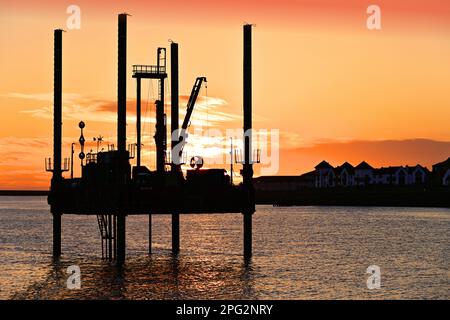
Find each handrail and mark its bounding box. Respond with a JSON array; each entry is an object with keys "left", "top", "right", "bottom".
[
  {"left": 45, "top": 157, "right": 70, "bottom": 171},
  {"left": 132, "top": 65, "right": 166, "bottom": 74}
]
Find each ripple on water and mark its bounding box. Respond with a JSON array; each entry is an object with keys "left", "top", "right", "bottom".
[{"left": 0, "top": 198, "right": 449, "bottom": 299}]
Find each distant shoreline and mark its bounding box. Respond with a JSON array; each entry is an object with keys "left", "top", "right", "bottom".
[
  {"left": 0, "top": 190, "right": 48, "bottom": 196},
  {"left": 256, "top": 186, "right": 450, "bottom": 208}
]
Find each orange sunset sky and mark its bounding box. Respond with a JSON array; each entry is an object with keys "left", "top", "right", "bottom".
[{"left": 1, "top": 0, "right": 450, "bottom": 189}]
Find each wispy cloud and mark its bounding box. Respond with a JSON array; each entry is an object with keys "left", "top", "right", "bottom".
[
  {"left": 0, "top": 136, "right": 52, "bottom": 189},
  {"left": 5, "top": 92, "right": 81, "bottom": 103},
  {"left": 10, "top": 92, "right": 242, "bottom": 127}
]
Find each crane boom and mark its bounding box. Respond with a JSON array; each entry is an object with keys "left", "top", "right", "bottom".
[
  {"left": 177, "top": 77, "right": 207, "bottom": 159},
  {"left": 181, "top": 77, "right": 207, "bottom": 130}
]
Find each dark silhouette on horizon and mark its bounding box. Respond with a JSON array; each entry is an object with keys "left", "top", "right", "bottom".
[{"left": 254, "top": 158, "right": 450, "bottom": 207}]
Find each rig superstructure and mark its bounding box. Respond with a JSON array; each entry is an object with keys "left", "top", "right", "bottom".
[{"left": 47, "top": 14, "right": 256, "bottom": 266}]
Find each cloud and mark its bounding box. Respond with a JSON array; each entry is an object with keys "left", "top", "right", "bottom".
[
  {"left": 16, "top": 93, "right": 122, "bottom": 123},
  {"left": 0, "top": 137, "right": 50, "bottom": 166},
  {"left": 176, "top": 95, "right": 242, "bottom": 126},
  {"left": 0, "top": 136, "right": 52, "bottom": 189},
  {"left": 4, "top": 92, "right": 81, "bottom": 103},
  {"left": 12, "top": 92, "right": 241, "bottom": 127}
]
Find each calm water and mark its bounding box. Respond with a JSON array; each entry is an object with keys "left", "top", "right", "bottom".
[{"left": 0, "top": 196, "right": 448, "bottom": 300}]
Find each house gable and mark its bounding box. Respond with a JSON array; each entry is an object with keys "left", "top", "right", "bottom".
[
  {"left": 355, "top": 161, "right": 373, "bottom": 170},
  {"left": 411, "top": 165, "right": 428, "bottom": 184},
  {"left": 315, "top": 160, "right": 333, "bottom": 170}
]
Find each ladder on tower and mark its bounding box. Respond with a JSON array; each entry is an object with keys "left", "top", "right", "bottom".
[
  {"left": 96, "top": 214, "right": 116, "bottom": 260},
  {"left": 157, "top": 47, "right": 166, "bottom": 101}
]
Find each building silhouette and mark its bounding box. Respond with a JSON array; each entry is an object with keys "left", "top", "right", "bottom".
[{"left": 255, "top": 158, "right": 450, "bottom": 192}]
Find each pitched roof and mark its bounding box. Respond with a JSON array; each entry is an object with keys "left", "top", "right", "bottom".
[
  {"left": 407, "top": 165, "right": 430, "bottom": 174},
  {"left": 335, "top": 162, "right": 355, "bottom": 174},
  {"left": 355, "top": 161, "right": 373, "bottom": 170},
  {"left": 315, "top": 160, "right": 333, "bottom": 169}
]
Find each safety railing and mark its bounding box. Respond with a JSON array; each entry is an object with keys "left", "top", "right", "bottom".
[
  {"left": 234, "top": 149, "right": 261, "bottom": 164},
  {"left": 45, "top": 157, "right": 70, "bottom": 172},
  {"left": 132, "top": 65, "right": 166, "bottom": 75}
]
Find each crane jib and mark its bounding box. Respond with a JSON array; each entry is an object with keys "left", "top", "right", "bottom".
[{"left": 179, "top": 77, "right": 207, "bottom": 152}]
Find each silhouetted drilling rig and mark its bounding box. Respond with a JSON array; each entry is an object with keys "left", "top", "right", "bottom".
[{"left": 47, "top": 14, "right": 256, "bottom": 266}]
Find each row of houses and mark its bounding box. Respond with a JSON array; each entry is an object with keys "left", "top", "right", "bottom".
[
  {"left": 254, "top": 157, "right": 450, "bottom": 192},
  {"left": 315, "top": 161, "right": 430, "bottom": 188}
]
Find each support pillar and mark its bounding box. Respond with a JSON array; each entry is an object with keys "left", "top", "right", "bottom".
[
  {"left": 116, "top": 213, "right": 126, "bottom": 265},
  {"left": 170, "top": 42, "right": 179, "bottom": 168},
  {"left": 51, "top": 29, "right": 63, "bottom": 260},
  {"left": 242, "top": 24, "right": 255, "bottom": 260},
  {"left": 148, "top": 214, "right": 152, "bottom": 254},
  {"left": 155, "top": 100, "right": 165, "bottom": 173},
  {"left": 136, "top": 77, "right": 141, "bottom": 168},
  {"left": 108, "top": 214, "right": 113, "bottom": 261},
  {"left": 172, "top": 213, "right": 180, "bottom": 254},
  {"left": 53, "top": 212, "right": 61, "bottom": 259},
  {"left": 113, "top": 215, "right": 117, "bottom": 260},
  {"left": 243, "top": 212, "right": 252, "bottom": 259},
  {"left": 117, "top": 13, "right": 127, "bottom": 152},
  {"left": 115, "top": 13, "right": 128, "bottom": 266},
  {"left": 170, "top": 43, "right": 181, "bottom": 255},
  {"left": 53, "top": 29, "right": 62, "bottom": 182}
]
